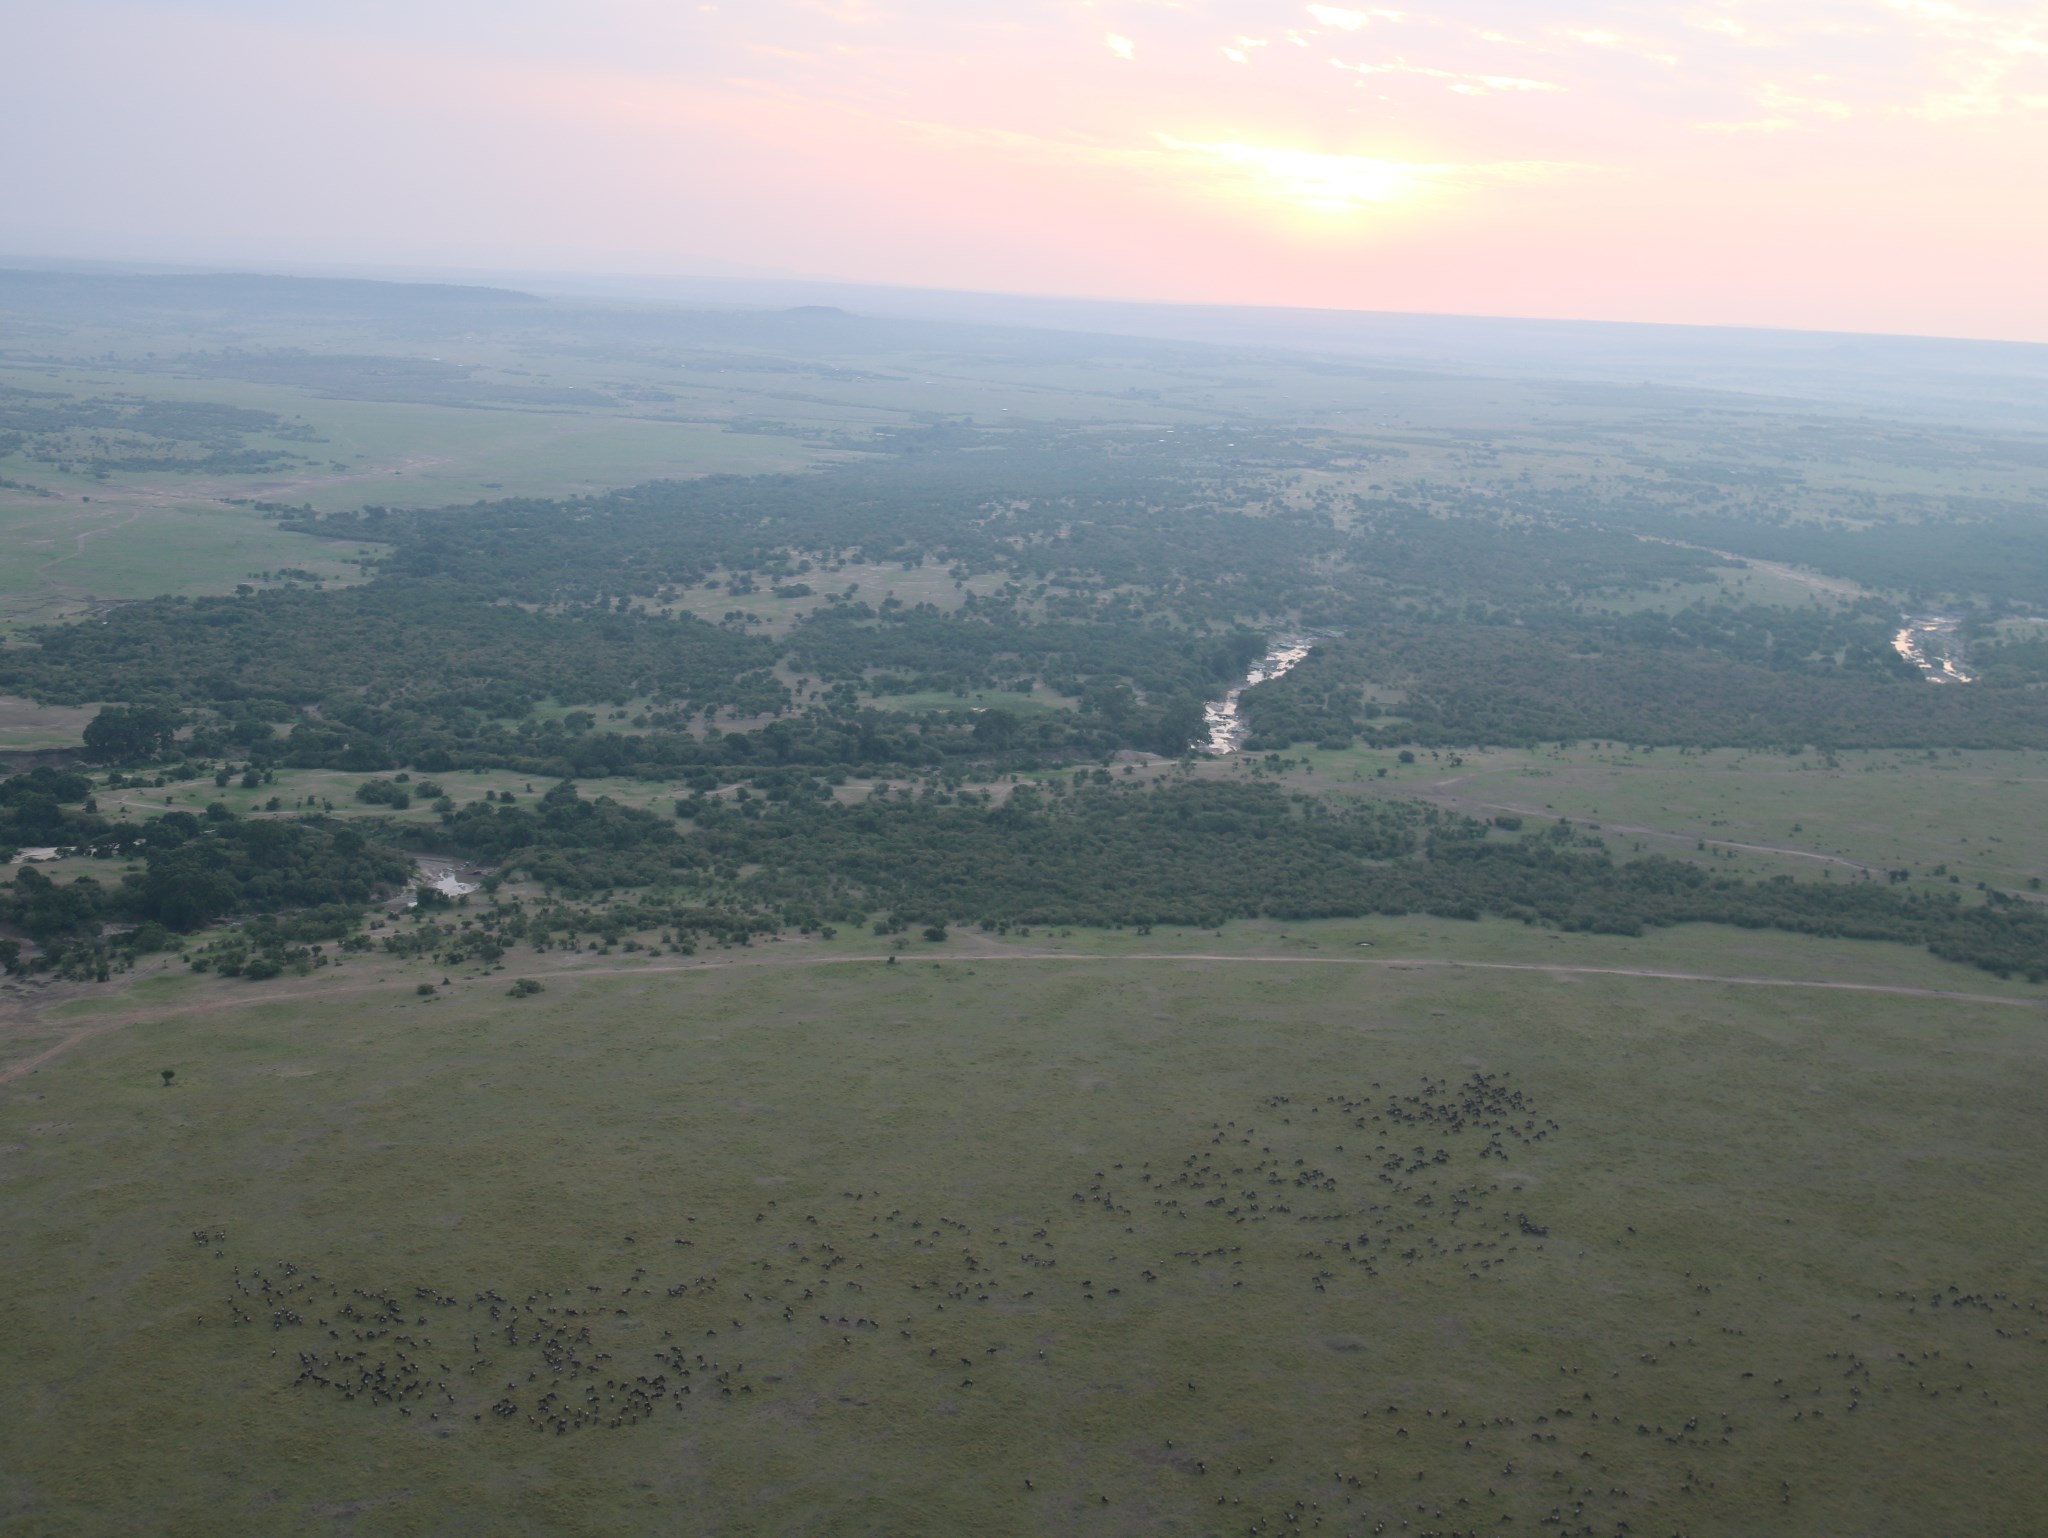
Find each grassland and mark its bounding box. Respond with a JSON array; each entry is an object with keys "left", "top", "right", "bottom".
[
  {"left": 3, "top": 924, "right": 2044, "bottom": 1537},
  {"left": 0, "top": 491, "right": 381, "bottom": 630},
  {"left": 4, "top": 277, "right": 2046, "bottom": 1535},
  {"left": 0, "top": 348, "right": 832, "bottom": 631},
  {"left": 1219, "top": 743, "right": 2048, "bottom": 898},
  {"left": 0, "top": 697, "right": 104, "bottom": 753}
]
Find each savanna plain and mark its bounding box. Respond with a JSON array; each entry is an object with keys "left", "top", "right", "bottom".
[{"left": 2, "top": 270, "right": 2046, "bottom": 1537}]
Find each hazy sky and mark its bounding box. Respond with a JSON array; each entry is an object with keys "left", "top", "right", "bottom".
[{"left": 8, "top": 1, "right": 2046, "bottom": 340}]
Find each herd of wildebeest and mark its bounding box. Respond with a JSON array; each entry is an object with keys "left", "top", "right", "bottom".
[{"left": 197, "top": 1073, "right": 2040, "bottom": 1537}]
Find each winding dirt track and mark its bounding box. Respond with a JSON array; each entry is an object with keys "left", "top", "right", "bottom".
[{"left": 2, "top": 949, "right": 2037, "bottom": 1087}]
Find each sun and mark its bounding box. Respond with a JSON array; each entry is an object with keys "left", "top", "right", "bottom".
[{"left": 1151, "top": 136, "right": 1457, "bottom": 225}]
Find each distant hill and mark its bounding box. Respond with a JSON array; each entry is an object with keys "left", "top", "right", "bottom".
[
  {"left": 7, "top": 261, "right": 2045, "bottom": 421},
  {"left": 524, "top": 273, "right": 2048, "bottom": 423},
  {"left": 0, "top": 268, "right": 542, "bottom": 323}
]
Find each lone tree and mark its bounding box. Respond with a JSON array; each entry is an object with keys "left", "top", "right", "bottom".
[{"left": 160, "top": 1068, "right": 175, "bottom": 1087}]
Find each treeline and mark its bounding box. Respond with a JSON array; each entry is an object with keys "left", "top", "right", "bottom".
[
  {"left": 683, "top": 781, "right": 2048, "bottom": 981},
  {"left": 790, "top": 605, "right": 1262, "bottom": 701},
  {"left": 260, "top": 698, "right": 1148, "bottom": 779},
  {"left": 411, "top": 780, "right": 704, "bottom": 894},
  {"left": 0, "top": 809, "right": 410, "bottom": 978},
  {"left": 1243, "top": 626, "right": 2048, "bottom": 750},
  {"left": 285, "top": 438, "right": 1346, "bottom": 616},
  {"left": 0, "top": 583, "right": 786, "bottom": 721},
  {"left": 0, "top": 385, "right": 306, "bottom": 475},
  {"left": 1598, "top": 505, "right": 2048, "bottom": 610},
  {"left": 5, "top": 430, "right": 2041, "bottom": 782},
  {"left": 0, "top": 767, "right": 104, "bottom": 851},
  {"left": 695, "top": 778, "right": 1429, "bottom": 931}
]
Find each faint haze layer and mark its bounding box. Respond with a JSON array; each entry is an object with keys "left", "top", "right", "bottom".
[
  {"left": 5, "top": 265, "right": 2045, "bottom": 427},
  {"left": 3, "top": 0, "right": 2046, "bottom": 341}
]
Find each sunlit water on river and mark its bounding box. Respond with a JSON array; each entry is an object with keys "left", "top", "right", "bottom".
[
  {"left": 1202, "top": 639, "right": 1313, "bottom": 755},
  {"left": 1891, "top": 615, "right": 1973, "bottom": 683}
]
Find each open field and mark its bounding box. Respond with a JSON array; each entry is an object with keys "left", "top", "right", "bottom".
[
  {"left": 1244, "top": 745, "right": 2048, "bottom": 897},
  {"left": 0, "top": 696, "right": 103, "bottom": 753},
  {"left": 3, "top": 929, "right": 2044, "bottom": 1537},
  {"left": 0, "top": 492, "right": 381, "bottom": 630},
  {"left": 0, "top": 348, "right": 836, "bottom": 630}
]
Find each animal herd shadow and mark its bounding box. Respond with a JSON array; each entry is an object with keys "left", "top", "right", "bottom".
[{"left": 203, "top": 1072, "right": 2044, "bottom": 1536}]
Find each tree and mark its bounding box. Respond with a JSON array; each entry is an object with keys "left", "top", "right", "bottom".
[
  {"left": 971, "top": 709, "right": 1019, "bottom": 747},
  {"left": 82, "top": 705, "right": 181, "bottom": 763},
  {"left": 160, "top": 1069, "right": 175, "bottom": 1087},
  {"left": 1148, "top": 693, "right": 1209, "bottom": 756}
]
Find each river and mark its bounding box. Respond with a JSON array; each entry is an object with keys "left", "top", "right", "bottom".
[
  {"left": 1891, "top": 615, "right": 1973, "bottom": 683},
  {"left": 407, "top": 857, "right": 480, "bottom": 905},
  {"left": 1202, "top": 638, "right": 1313, "bottom": 754}
]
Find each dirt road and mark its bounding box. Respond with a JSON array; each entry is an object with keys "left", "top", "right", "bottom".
[{"left": 3, "top": 947, "right": 2036, "bottom": 1086}]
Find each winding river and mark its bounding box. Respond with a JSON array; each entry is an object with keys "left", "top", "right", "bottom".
[{"left": 1202, "top": 638, "right": 1313, "bottom": 755}]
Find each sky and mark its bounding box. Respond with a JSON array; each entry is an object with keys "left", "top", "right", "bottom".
[{"left": 5, "top": 0, "right": 2046, "bottom": 341}]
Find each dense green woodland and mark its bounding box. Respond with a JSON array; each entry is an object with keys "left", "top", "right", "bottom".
[
  {"left": 7, "top": 766, "right": 2041, "bottom": 985},
  {"left": 678, "top": 781, "right": 2048, "bottom": 982},
  {"left": 0, "top": 766, "right": 409, "bottom": 978},
  {"left": 2, "top": 425, "right": 2043, "bottom": 980},
  {"left": 6, "top": 429, "right": 2043, "bottom": 768},
  {"left": 1244, "top": 623, "right": 2048, "bottom": 751}
]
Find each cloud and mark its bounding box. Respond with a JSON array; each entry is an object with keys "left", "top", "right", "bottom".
[
  {"left": 1700, "top": 77, "right": 1858, "bottom": 131},
  {"left": 1331, "top": 57, "right": 1565, "bottom": 95},
  {"left": 1104, "top": 32, "right": 1135, "bottom": 61},
  {"left": 1695, "top": 115, "right": 1797, "bottom": 133},
  {"left": 1305, "top": 4, "right": 1402, "bottom": 30},
  {"left": 1554, "top": 27, "right": 1679, "bottom": 67}
]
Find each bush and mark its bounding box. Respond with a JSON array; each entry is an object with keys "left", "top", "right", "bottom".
[
  {"left": 355, "top": 778, "right": 411, "bottom": 809},
  {"left": 121, "top": 921, "right": 175, "bottom": 954}
]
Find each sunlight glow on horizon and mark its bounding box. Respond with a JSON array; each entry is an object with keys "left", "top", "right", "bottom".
[
  {"left": 1146, "top": 137, "right": 1588, "bottom": 224},
  {"left": 2, "top": 0, "right": 2044, "bottom": 341}
]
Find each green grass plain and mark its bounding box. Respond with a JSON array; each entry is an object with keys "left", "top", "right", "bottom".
[
  {"left": 1254, "top": 744, "right": 2048, "bottom": 896},
  {"left": 0, "top": 696, "right": 104, "bottom": 752},
  {"left": 0, "top": 351, "right": 832, "bottom": 631},
  {"left": 3, "top": 934, "right": 2044, "bottom": 1537},
  {"left": 0, "top": 493, "right": 379, "bottom": 629}
]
